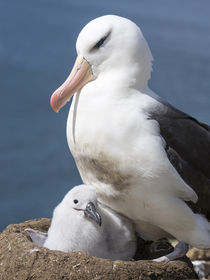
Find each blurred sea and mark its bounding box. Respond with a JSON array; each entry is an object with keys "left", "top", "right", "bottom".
[{"left": 0, "top": 0, "right": 210, "bottom": 231}]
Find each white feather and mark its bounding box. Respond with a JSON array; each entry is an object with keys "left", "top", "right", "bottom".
[{"left": 43, "top": 185, "right": 137, "bottom": 260}]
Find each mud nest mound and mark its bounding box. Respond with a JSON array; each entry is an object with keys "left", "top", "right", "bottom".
[{"left": 0, "top": 218, "right": 197, "bottom": 280}]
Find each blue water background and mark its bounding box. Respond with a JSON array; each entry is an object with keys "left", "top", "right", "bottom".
[{"left": 0, "top": 0, "right": 210, "bottom": 231}]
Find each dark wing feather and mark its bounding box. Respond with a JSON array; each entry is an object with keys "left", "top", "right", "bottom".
[{"left": 149, "top": 102, "right": 210, "bottom": 219}]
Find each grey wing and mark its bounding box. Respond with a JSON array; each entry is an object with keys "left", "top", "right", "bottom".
[
  {"left": 25, "top": 228, "right": 48, "bottom": 246},
  {"left": 149, "top": 102, "right": 210, "bottom": 220}
]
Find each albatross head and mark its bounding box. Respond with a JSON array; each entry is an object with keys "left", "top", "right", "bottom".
[
  {"left": 50, "top": 15, "right": 153, "bottom": 112},
  {"left": 54, "top": 185, "right": 102, "bottom": 226}
]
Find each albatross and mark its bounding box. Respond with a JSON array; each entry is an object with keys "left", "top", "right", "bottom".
[
  {"left": 50, "top": 15, "right": 210, "bottom": 260},
  {"left": 26, "top": 185, "right": 136, "bottom": 260}
]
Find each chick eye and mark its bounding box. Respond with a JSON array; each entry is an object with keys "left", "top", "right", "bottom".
[
  {"left": 91, "top": 31, "right": 111, "bottom": 51},
  {"left": 74, "top": 199, "right": 78, "bottom": 204}
]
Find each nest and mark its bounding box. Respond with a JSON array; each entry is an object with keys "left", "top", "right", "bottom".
[{"left": 0, "top": 218, "right": 197, "bottom": 280}]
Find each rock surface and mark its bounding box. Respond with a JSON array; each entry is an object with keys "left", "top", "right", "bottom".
[
  {"left": 187, "top": 248, "right": 210, "bottom": 279},
  {"left": 187, "top": 248, "right": 210, "bottom": 261},
  {"left": 0, "top": 218, "right": 198, "bottom": 280}
]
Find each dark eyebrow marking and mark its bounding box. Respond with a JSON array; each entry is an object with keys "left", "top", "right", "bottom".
[{"left": 91, "top": 31, "right": 111, "bottom": 51}]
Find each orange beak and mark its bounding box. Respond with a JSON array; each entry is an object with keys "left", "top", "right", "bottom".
[{"left": 50, "top": 54, "right": 94, "bottom": 112}]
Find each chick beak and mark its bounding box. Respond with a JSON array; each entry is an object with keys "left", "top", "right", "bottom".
[{"left": 84, "top": 202, "right": 102, "bottom": 226}]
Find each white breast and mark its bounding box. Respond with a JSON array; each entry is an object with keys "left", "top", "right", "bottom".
[
  {"left": 67, "top": 84, "right": 197, "bottom": 237},
  {"left": 68, "top": 87, "right": 153, "bottom": 182}
]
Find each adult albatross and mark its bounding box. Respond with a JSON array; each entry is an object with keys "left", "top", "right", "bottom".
[{"left": 50, "top": 15, "right": 210, "bottom": 260}]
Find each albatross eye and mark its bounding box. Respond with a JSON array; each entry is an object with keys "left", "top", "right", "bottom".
[
  {"left": 74, "top": 199, "right": 78, "bottom": 204},
  {"left": 91, "top": 31, "right": 111, "bottom": 51}
]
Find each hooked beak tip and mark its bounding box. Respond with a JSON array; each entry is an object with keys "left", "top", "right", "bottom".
[{"left": 50, "top": 92, "right": 60, "bottom": 113}]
